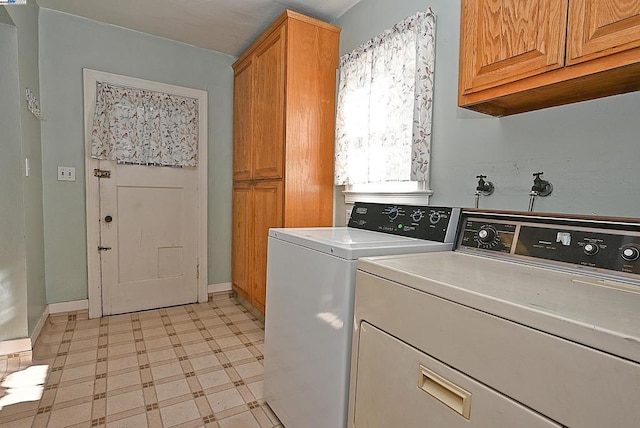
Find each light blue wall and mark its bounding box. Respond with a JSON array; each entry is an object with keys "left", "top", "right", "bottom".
[
  {"left": 334, "top": 0, "right": 640, "bottom": 224},
  {"left": 6, "top": 1, "right": 47, "bottom": 336},
  {"left": 39, "top": 9, "right": 235, "bottom": 303},
  {"left": 0, "top": 6, "right": 13, "bottom": 24},
  {"left": 0, "top": 21, "right": 28, "bottom": 341}
]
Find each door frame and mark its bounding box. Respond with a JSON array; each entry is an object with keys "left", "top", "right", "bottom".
[{"left": 83, "top": 68, "right": 208, "bottom": 319}]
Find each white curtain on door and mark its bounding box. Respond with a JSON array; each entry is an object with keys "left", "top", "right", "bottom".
[
  {"left": 334, "top": 9, "right": 436, "bottom": 185},
  {"left": 91, "top": 82, "right": 199, "bottom": 167}
]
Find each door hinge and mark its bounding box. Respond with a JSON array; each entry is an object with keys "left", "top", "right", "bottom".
[
  {"left": 93, "top": 168, "right": 111, "bottom": 179},
  {"left": 98, "top": 246, "right": 112, "bottom": 251},
  {"left": 196, "top": 263, "right": 200, "bottom": 279}
]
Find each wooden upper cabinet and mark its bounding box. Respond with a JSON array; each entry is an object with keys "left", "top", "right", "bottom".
[
  {"left": 459, "top": 0, "right": 568, "bottom": 95},
  {"left": 252, "top": 27, "right": 286, "bottom": 180},
  {"left": 232, "top": 26, "right": 285, "bottom": 182},
  {"left": 568, "top": 0, "right": 640, "bottom": 65},
  {"left": 233, "top": 60, "right": 253, "bottom": 181},
  {"left": 459, "top": 0, "right": 640, "bottom": 116}
]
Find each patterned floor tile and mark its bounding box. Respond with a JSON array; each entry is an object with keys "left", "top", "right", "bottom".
[{"left": 0, "top": 294, "right": 282, "bottom": 427}]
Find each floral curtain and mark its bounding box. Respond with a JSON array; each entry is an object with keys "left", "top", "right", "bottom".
[
  {"left": 334, "top": 9, "right": 436, "bottom": 185},
  {"left": 91, "top": 82, "right": 199, "bottom": 167}
]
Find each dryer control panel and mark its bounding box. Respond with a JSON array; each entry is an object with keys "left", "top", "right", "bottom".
[
  {"left": 458, "top": 211, "right": 640, "bottom": 280},
  {"left": 348, "top": 203, "right": 460, "bottom": 243}
]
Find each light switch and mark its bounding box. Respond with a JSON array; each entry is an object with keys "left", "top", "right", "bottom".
[{"left": 57, "top": 166, "right": 76, "bottom": 181}]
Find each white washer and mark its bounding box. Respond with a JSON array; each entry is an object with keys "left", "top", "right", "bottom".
[{"left": 263, "top": 203, "right": 460, "bottom": 428}]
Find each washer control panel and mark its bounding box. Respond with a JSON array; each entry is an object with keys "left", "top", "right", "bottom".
[
  {"left": 348, "top": 202, "right": 461, "bottom": 243},
  {"left": 458, "top": 212, "right": 640, "bottom": 279}
]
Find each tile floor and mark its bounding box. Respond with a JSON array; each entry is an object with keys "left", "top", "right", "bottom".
[{"left": 0, "top": 292, "right": 283, "bottom": 427}]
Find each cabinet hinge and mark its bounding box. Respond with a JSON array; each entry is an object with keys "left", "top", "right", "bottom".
[{"left": 196, "top": 263, "right": 200, "bottom": 279}]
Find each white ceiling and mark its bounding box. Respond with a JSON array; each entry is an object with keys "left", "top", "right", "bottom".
[{"left": 36, "top": 0, "right": 361, "bottom": 57}]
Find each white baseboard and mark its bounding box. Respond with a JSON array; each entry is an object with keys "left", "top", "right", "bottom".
[
  {"left": 208, "top": 282, "right": 232, "bottom": 294},
  {"left": 30, "top": 306, "right": 50, "bottom": 348},
  {"left": 0, "top": 338, "right": 32, "bottom": 355},
  {"left": 2, "top": 299, "right": 90, "bottom": 356},
  {"left": 48, "top": 299, "right": 89, "bottom": 314},
  {"left": 1, "top": 304, "right": 50, "bottom": 356}
]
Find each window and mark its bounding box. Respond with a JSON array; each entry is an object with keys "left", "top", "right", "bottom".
[{"left": 334, "top": 9, "right": 436, "bottom": 204}]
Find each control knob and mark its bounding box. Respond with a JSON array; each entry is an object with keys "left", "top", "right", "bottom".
[
  {"left": 429, "top": 211, "right": 441, "bottom": 224},
  {"left": 388, "top": 206, "right": 399, "bottom": 220},
  {"left": 583, "top": 243, "right": 599, "bottom": 256},
  {"left": 411, "top": 210, "right": 424, "bottom": 222},
  {"left": 621, "top": 246, "right": 640, "bottom": 262},
  {"left": 477, "top": 226, "right": 497, "bottom": 244}
]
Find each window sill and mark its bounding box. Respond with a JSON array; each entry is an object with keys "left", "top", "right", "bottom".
[{"left": 342, "top": 188, "right": 433, "bottom": 205}]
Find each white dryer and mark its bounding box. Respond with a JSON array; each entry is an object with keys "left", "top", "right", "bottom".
[
  {"left": 349, "top": 210, "right": 640, "bottom": 428},
  {"left": 263, "top": 202, "right": 460, "bottom": 428}
]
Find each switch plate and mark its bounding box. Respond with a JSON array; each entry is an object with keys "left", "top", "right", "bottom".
[{"left": 57, "top": 166, "right": 76, "bottom": 181}]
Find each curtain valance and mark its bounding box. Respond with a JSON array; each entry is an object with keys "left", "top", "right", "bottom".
[{"left": 91, "top": 82, "right": 199, "bottom": 167}]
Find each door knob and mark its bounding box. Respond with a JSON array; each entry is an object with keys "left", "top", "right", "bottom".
[{"left": 104, "top": 215, "right": 113, "bottom": 223}]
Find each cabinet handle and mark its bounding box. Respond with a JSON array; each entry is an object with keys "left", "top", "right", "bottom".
[{"left": 418, "top": 364, "right": 471, "bottom": 419}]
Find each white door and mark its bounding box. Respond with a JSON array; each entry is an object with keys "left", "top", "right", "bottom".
[{"left": 98, "top": 160, "right": 198, "bottom": 315}]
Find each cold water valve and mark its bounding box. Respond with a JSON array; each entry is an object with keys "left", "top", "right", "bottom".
[
  {"left": 531, "top": 172, "right": 553, "bottom": 196},
  {"left": 528, "top": 172, "right": 553, "bottom": 211}
]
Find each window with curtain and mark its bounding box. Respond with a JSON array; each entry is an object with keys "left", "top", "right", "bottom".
[
  {"left": 91, "top": 82, "right": 199, "bottom": 167},
  {"left": 334, "top": 9, "right": 436, "bottom": 191}
]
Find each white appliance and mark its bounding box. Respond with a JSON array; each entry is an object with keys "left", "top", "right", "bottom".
[
  {"left": 349, "top": 210, "right": 640, "bottom": 428},
  {"left": 263, "top": 202, "right": 461, "bottom": 428}
]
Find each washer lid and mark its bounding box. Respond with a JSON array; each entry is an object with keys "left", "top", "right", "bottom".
[{"left": 269, "top": 227, "right": 452, "bottom": 260}]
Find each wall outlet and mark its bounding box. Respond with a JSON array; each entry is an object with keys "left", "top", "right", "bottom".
[{"left": 57, "top": 166, "right": 76, "bottom": 181}]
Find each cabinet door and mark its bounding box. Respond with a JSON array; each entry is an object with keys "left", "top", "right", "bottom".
[
  {"left": 459, "top": 0, "right": 568, "bottom": 97},
  {"left": 567, "top": 0, "right": 640, "bottom": 65},
  {"left": 233, "top": 60, "right": 253, "bottom": 181},
  {"left": 252, "top": 181, "right": 283, "bottom": 313},
  {"left": 232, "top": 182, "right": 253, "bottom": 297},
  {"left": 252, "top": 26, "right": 286, "bottom": 180}
]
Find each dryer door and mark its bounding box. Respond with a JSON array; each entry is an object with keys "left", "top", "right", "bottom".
[{"left": 353, "top": 322, "right": 561, "bottom": 428}]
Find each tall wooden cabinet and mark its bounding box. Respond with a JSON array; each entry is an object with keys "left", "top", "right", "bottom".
[
  {"left": 459, "top": 0, "right": 640, "bottom": 116},
  {"left": 231, "top": 10, "right": 340, "bottom": 313}
]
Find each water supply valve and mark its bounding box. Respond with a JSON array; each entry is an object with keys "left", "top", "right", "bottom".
[
  {"left": 528, "top": 172, "right": 553, "bottom": 212},
  {"left": 475, "top": 175, "right": 495, "bottom": 196},
  {"left": 531, "top": 172, "right": 553, "bottom": 196},
  {"left": 474, "top": 175, "right": 494, "bottom": 208}
]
